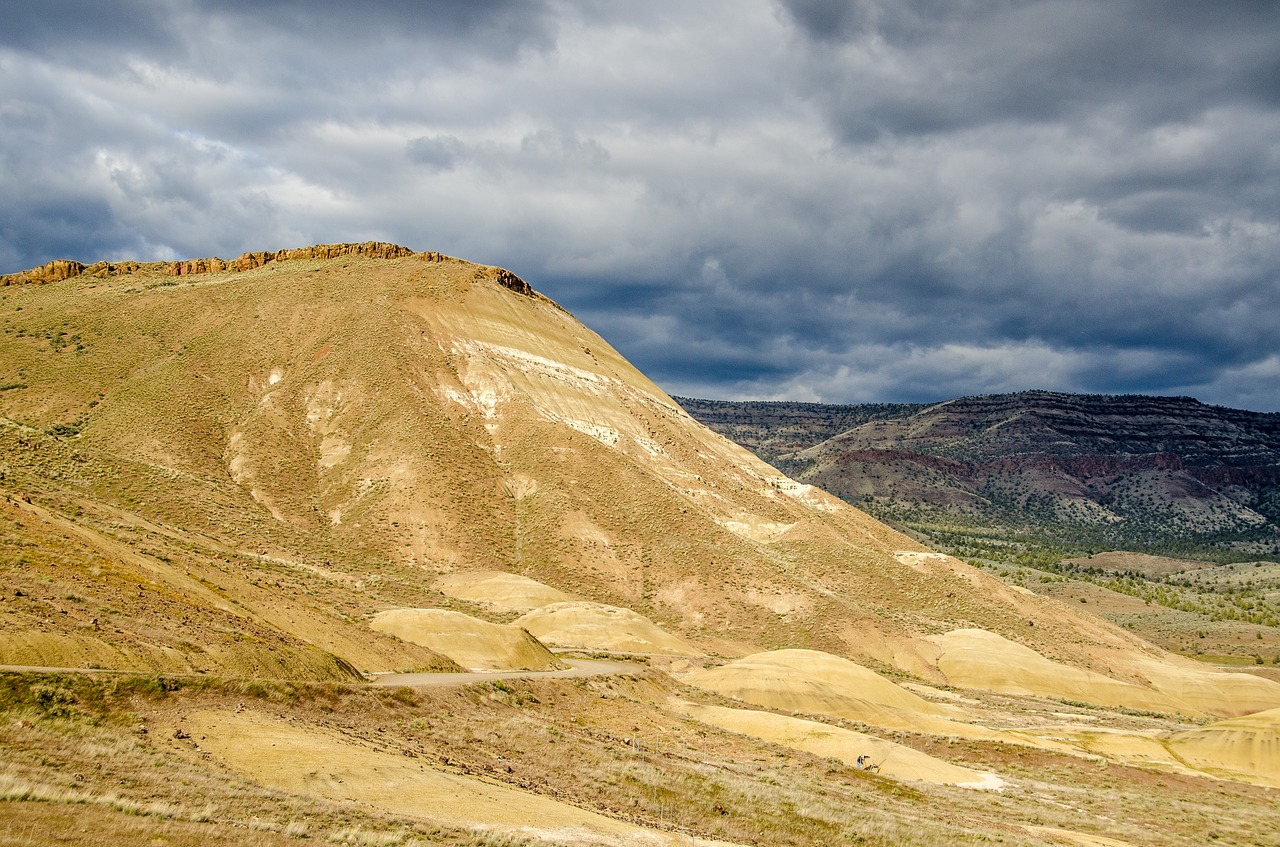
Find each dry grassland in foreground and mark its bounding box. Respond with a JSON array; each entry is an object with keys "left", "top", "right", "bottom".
[{"left": 2, "top": 670, "right": 1279, "bottom": 847}]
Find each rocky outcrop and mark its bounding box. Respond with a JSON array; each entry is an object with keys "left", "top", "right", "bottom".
[
  {"left": 2, "top": 259, "right": 87, "bottom": 285},
  {"left": 471, "top": 265, "right": 534, "bottom": 296},
  {"left": 170, "top": 258, "right": 232, "bottom": 275},
  {"left": 2, "top": 242, "right": 447, "bottom": 286},
  {"left": 229, "top": 242, "right": 419, "bottom": 271}
]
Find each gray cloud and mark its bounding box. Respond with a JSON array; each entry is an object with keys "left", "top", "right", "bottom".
[
  {"left": 0, "top": 0, "right": 179, "bottom": 58},
  {"left": 406, "top": 135, "right": 469, "bottom": 169},
  {"left": 3, "top": 0, "right": 1280, "bottom": 410}
]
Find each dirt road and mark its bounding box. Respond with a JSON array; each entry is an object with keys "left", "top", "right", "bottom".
[
  {"left": 368, "top": 657, "right": 640, "bottom": 687},
  {"left": 1, "top": 658, "right": 641, "bottom": 687}
]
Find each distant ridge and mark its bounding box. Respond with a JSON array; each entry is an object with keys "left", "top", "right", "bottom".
[
  {"left": 679, "top": 390, "right": 1280, "bottom": 556},
  {"left": 673, "top": 396, "right": 929, "bottom": 460}
]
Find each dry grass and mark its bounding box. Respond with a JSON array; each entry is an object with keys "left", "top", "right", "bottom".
[{"left": 1, "top": 665, "right": 1279, "bottom": 846}]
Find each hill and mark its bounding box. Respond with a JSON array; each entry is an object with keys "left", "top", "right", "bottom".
[{"left": 2, "top": 247, "right": 1279, "bottom": 846}]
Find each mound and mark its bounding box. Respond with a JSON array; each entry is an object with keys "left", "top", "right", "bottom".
[
  {"left": 680, "top": 649, "right": 1001, "bottom": 740},
  {"left": 434, "top": 570, "right": 574, "bottom": 612},
  {"left": 682, "top": 649, "right": 940, "bottom": 717},
  {"left": 369, "top": 609, "right": 562, "bottom": 672},
  {"left": 929, "top": 629, "right": 1184, "bottom": 714},
  {"left": 1128, "top": 656, "right": 1280, "bottom": 718},
  {"left": 1019, "top": 725, "right": 1205, "bottom": 779},
  {"left": 674, "top": 701, "right": 1004, "bottom": 789},
  {"left": 1168, "top": 707, "right": 1280, "bottom": 788},
  {"left": 514, "top": 602, "right": 702, "bottom": 656}
]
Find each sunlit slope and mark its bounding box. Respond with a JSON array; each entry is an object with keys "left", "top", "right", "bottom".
[
  {"left": 0, "top": 489, "right": 452, "bottom": 679},
  {"left": 3, "top": 245, "right": 1279, "bottom": 713},
  {"left": 1168, "top": 707, "right": 1280, "bottom": 787},
  {"left": 369, "top": 608, "right": 563, "bottom": 672}
]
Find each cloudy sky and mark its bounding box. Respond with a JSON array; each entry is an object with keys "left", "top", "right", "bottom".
[{"left": 4, "top": 1, "right": 1279, "bottom": 410}]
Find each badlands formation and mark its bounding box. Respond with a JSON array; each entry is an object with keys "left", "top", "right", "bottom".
[{"left": 1, "top": 244, "right": 1278, "bottom": 845}]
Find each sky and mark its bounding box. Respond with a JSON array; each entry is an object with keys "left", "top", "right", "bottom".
[{"left": 3, "top": 1, "right": 1279, "bottom": 411}]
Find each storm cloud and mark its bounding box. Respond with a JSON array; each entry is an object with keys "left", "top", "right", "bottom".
[{"left": 3, "top": 1, "right": 1278, "bottom": 409}]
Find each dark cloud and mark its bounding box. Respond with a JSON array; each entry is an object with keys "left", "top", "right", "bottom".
[
  {"left": 0, "top": 0, "right": 178, "bottom": 55},
  {"left": 406, "top": 135, "right": 468, "bottom": 170},
  {"left": 3, "top": 1, "right": 1280, "bottom": 410},
  {"left": 197, "top": 0, "right": 548, "bottom": 37},
  {"left": 194, "top": 0, "right": 558, "bottom": 59},
  {"left": 777, "top": 0, "right": 1280, "bottom": 139}
]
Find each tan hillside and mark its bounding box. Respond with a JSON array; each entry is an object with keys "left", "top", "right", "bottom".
[
  {"left": 1168, "top": 707, "right": 1280, "bottom": 788},
  {"left": 434, "top": 569, "right": 575, "bottom": 612},
  {"left": 515, "top": 601, "right": 703, "bottom": 656},
  {"left": 181, "top": 707, "right": 745, "bottom": 846},
  {"left": 671, "top": 700, "right": 1005, "bottom": 789},
  {"left": 928, "top": 629, "right": 1185, "bottom": 714},
  {"left": 369, "top": 608, "right": 563, "bottom": 671}
]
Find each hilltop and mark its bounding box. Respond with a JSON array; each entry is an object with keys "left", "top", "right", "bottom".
[{"left": 2, "top": 246, "right": 1278, "bottom": 846}]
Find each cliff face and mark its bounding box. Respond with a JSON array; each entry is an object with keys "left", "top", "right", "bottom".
[{"left": 680, "top": 391, "right": 1280, "bottom": 553}]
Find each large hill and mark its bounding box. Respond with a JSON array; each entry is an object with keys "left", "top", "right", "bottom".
[
  {"left": 3, "top": 246, "right": 1279, "bottom": 846},
  {"left": 1, "top": 245, "right": 1208, "bottom": 684}
]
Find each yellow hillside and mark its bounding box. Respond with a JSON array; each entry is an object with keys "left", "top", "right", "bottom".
[
  {"left": 673, "top": 700, "right": 1004, "bottom": 789},
  {"left": 1168, "top": 707, "right": 1280, "bottom": 787},
  {"left": 680, "top": 649, "right": 1005, "bottom": 741},
  {"left": 369, "top": 608, "right": 563, "bottom": 671},
  {"left": 434, "top": 570, "right": 574, "bottom": 612},
  {"left": 515, "top": 602, "right": 703, "bottom": 656}
]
